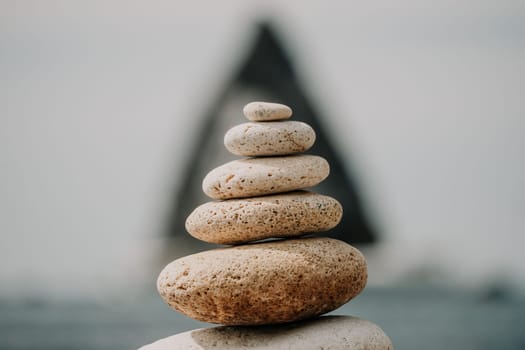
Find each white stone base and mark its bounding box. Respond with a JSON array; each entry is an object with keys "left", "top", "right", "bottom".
[{"left": 139, "top": 315, "right": 393, "bottom": 349}]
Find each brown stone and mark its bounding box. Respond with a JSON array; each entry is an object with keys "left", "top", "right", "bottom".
[
  {"left": 186, "top": 191, "right": 342, "bottom": 244},
  {"left": 243, "top": 101, "right": 292, "bottom": 121},
  {"left": 224, "top": 121, "right": 315, "bottom": 156},
  {"left": 202, "top": 155, "right": 329, "bottom": 200},
  {"left": 157, "top": 237, "right": 367, "bottom": 325}
]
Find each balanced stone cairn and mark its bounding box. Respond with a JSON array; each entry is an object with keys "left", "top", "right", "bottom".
[{"left": 141, "top": 102, "right": 393, "bottom": 349}]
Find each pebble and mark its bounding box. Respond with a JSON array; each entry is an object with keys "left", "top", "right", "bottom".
[
  {"left": 186, "top": 191, "right": 342, "bottom": 244},
  {"left": 139, "top": 316, "right": 392, "bottom": 350},
  {"left": 243, "top": 101, "right": 292, "bottom": 121},
  {"left": 224, "top": 121, "right": 316, "bottom": 156},
  {"left": 202, "top": 155, "right": 329, "bottom": 200},
  {"left": 144, "top": 100, "right": 392, "bottom": 348},
  {"left": 157, "top": 237, "right": 367, "bottom": 325}
]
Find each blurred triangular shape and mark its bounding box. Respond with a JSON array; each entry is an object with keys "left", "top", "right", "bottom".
[{"left": 167, "top": 22, "right": 376, "bottom": 245}]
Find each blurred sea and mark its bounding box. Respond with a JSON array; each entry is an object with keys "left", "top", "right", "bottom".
[{"left": 1, "top": 286, "right": 524, "bottom": 350}]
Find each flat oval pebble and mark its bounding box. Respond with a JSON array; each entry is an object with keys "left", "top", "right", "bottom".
[
  {"left": 157, "top": 237, "right": 367, "bottom": 325},
  {"left": 186, "top": 191, "right": 342, "bottom": 244},
  {"left": 243, "top": 101, "right": 292, "bottom": 121},
  {"left": 224, "top": 121, "right": 316, "bottom": 156},
  {"left": 139, "top": 316, "right": 393, "bottom": 350},
  {"left": 202, "top": 155, "right": 329, "bottom": 199}
]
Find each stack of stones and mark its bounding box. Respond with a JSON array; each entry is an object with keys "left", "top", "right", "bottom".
[{"left": 141, "top": 102, "right": 392, "bottom": 349}]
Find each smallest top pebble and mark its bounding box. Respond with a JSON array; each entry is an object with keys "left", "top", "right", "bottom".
[{"left": 243, "top": 101, "right": 292, "bottom": 121}]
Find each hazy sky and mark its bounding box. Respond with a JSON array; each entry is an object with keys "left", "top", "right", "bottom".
[{"left": 1, "top": 0, "right": 525, "bottom": 298}]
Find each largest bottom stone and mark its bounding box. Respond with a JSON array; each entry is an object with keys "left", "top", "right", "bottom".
[
  {"left": 157, "top": 237, "right": 367, "bottom": 325},
  {"left": 139, "top": 315, "right": 393, "bottom": 349}
]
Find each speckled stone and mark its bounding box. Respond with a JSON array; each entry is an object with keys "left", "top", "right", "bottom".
[
  {"left": 243, "top": 101, "right": 292, "bottom": 121},
  {"left": 224, "top": 121, "right": 315, "bottom": 156},
  {"left": 202, "top": 155, "right": 329, "bottom": 200},
  {"left": 186, "top": 191, "right": 342, "bottom": 244},
  {"left": 139, "top": 316, "right": 393, "bottom": 350},
  {"left": 157, "top": 237, "right": 367, "bottom": 326}
]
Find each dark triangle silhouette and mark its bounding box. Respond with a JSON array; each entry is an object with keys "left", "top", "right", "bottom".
[{"left": 168, "top": 22, "right": 376, "bottom": 245}]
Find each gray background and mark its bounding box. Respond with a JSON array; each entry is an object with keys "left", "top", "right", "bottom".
[{"left": 1, "top": 0, "right": 525, "bottom": 348}]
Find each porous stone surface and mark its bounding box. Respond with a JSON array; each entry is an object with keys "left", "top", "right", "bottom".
[
  {"left": 157, "top": 237, "right": 367, "bottom": 325},
  {"left": 243, "top": 101, "right": 292, "bottom": 121},
  {"left": 139, "top": 315, "right": 393, "bottom": 350},
  {"left": 202, "top": 155, "right": 329, "bottom": 200},
  {"left": 186, "top": 191, "right": 343, "bottom": 244},
  {"left": 224, "top": 121, "right": 315, "bottom": 156}
]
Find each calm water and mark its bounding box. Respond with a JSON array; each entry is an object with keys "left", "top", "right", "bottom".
[{"left": 1, "top": 286, "right": 524, "bottom": 350}]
